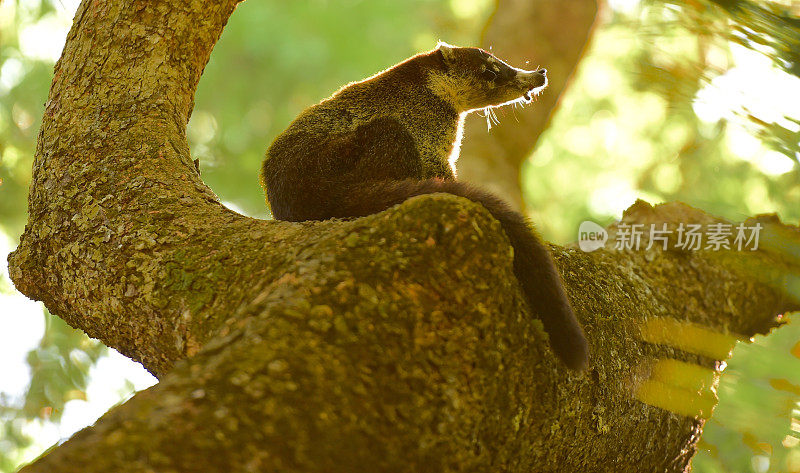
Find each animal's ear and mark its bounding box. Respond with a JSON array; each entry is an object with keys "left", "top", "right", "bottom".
[{"left": 436, "top": 41, "right": 457, "bottom": 64}]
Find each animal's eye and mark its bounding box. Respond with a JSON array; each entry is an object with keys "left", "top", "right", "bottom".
[{"left": 481, "top": 69, "right": 497, "bottom": 81}]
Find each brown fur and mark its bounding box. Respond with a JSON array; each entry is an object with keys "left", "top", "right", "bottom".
[{"left": 260, "top": 44, "right": 589, "bottom": 370}]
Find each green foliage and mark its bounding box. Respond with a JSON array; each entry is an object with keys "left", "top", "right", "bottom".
[
  {"left": 0, "top": 1, "right": 62, "bottom": 237},
  {"left": 0, "top": 1, "right": 490, "bottom": 470},
  {"left": 0, "top": 309, "right": 105, "bottom": 472},
  {"left": 527, "top": 1, "right": 798, "bottom": 245},
  {"left": 667, "top": 0, "right": 800, "bottom": 166},
  {"left": 526, "top": 3, "right": 799, "bottom": 471},
  {"left": 693, "top": 316, "right": 800, "bottom": 472},
  {"left": 0, "top": 0, "right": 797, "bottom": 471},
  {"left": 190, "top": 0, "right": 488, "bottom": 218},
  {"left": 702, "top": 0, "right": 800, "bottom": 76},
  {"left": 21, "top": 312, "right": 106, "bottom": 421}
]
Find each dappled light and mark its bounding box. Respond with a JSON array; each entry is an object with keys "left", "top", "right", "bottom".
[{"left": 0, "top": 0, "right": 797, "bottom": 471}]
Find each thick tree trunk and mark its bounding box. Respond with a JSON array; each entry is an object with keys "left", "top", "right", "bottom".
[
  {"left": 457, "top": 0, "right": 602, "bottom": 211},
  {"left": 8, "top": 1, "right": 798, "bottom": 472}
]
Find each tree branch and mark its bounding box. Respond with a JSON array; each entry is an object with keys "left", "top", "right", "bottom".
[
  {"left": 9, "top": 0, "right": 798, "bottom": 471},
  {"left": 457, "top": 0, "right": 602, "bottom": 210},
  {"left": 11, "top": 0, "right": 243, "bottom": 376}
]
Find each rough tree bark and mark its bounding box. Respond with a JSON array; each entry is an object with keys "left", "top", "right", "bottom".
[
  {"left": 8, "top": 1, "right": 798, "bottom": 472},
  {"left": 457, "top": 0, "right": 602, "bottom": 211}
]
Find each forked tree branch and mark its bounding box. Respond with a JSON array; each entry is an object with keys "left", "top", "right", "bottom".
[{"left": 9, "top": 1, "right": 798, "bottom": 471}]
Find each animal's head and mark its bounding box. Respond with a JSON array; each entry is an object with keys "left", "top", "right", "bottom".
[{"left": 428, "top": 42, "right": 547, "bottom": 114}]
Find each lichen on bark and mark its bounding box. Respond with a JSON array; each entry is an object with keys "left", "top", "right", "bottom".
[{"left": 8, "top": 0, "right": 799, "bottom": 471}]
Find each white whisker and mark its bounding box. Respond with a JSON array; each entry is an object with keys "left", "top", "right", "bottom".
[{"left": 480, "top": 106, "right": 493, "bottom": 131}]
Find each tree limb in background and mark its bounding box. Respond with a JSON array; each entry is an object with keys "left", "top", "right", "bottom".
[
  {"left": 8, "top": 0, "right": 799, "bottom": 471},
  {"left": 457, "top": 0, "right": 602, "bottom": 211}
]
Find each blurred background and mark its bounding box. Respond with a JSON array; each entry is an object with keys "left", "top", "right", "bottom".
[{"left": 0, "top": 0, "right": 798, "bottom": 471}]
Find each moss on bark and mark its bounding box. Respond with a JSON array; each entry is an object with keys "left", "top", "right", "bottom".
[{"left": 8, "top": 0, "right": 799, "bottom": 471}]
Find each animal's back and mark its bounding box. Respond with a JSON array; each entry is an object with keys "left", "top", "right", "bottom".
[
  {"left": 263, "top": 113, "right": 425, "bottom": 221},
  {"left": 261, "top": 53, "right": 456, "bottom": 221},
  {"left": 260, "top": 44, "right": 589, "bottom": 371}
]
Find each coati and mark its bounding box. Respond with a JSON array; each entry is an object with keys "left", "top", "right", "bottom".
[{"left": 260, "top": 43, "right": 589, "bottom": 371}]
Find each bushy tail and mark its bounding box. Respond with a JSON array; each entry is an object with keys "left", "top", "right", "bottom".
[{"left": 321, "top": 179, "right": 590, "bottom": 371}]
